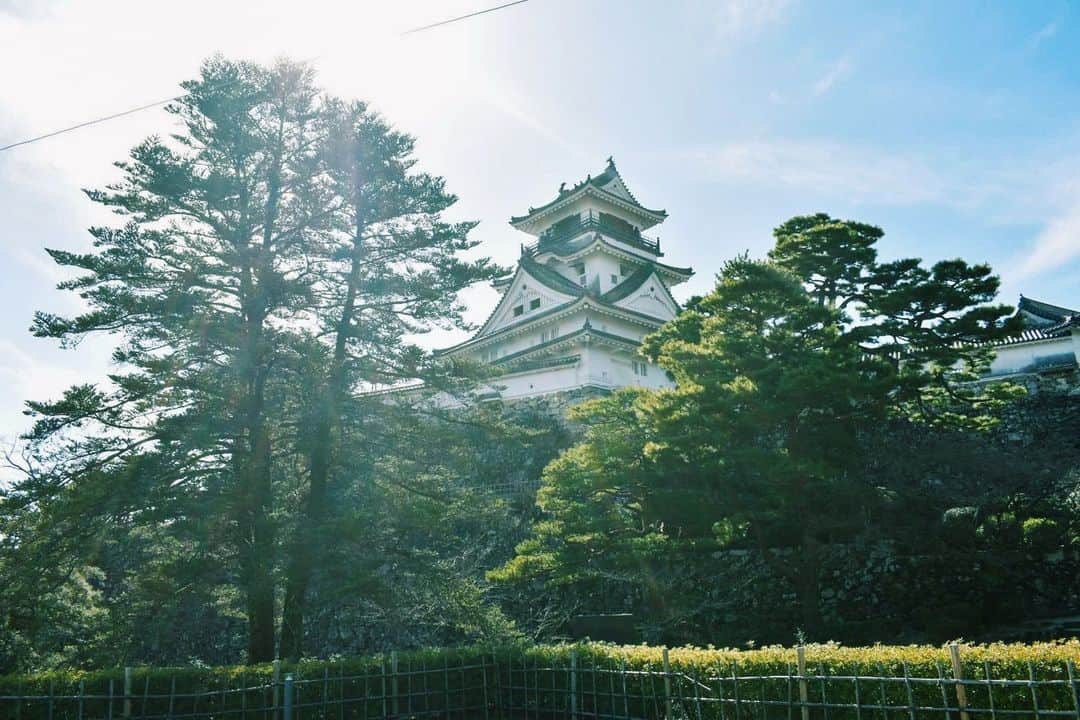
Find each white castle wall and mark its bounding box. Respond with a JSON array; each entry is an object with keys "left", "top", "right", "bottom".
[{"left": 988, "top": 333, "right": 1079, "bottom": 377}]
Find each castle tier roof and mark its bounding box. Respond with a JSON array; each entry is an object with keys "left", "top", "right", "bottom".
[
  {"left": 1017, "top": 295, "right": 1079, "bottom": 326},
  {"left": 437, "top": 254, "right": 678, "bottom": 357},
  {"left": 982, "top": 296, "right": 1079, "bottom": 347},
  {"left": 531, "top": 233, "right": 693, "bottom": 280},
  {"left": 510, "top": 158, "right": 668, "bottom": 233}
]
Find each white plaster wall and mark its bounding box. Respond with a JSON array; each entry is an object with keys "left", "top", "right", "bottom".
[
  {"left": 576, "top": 344, "right": 672, "bottom": 391},
  {"left": 492, "top": 364, "right": 582, "bottom": 398},
  {"left": 588, "top": 312, "right": 660, "bottom": 341},
  {"left": 589, "top": 253, "right": 626, "bottom": 293},
  {"left": 988, "top": 336, "right": 1076, "bottom": 376},
  {"left": 469, "top": 304, "right": 667, "bottom": 364}
]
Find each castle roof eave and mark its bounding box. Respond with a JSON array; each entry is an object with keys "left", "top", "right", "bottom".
[
  {"left": 1017, "top": 295, "right": 1079, "bottom": 324},
  {"left": 533, "top": 234, "right": 694, "bottom": 282},
  {"left": 436, "top": 294, "right": 668, "bottom": 357},
  {"left": 510, "top": 159, "right": 668, "bottom": 233},
  {"left": 510, "top": 184, "right": 667, "bottom": 233},
  {"left": 491, "top": 323, "right": 644, "bottom": 368}
]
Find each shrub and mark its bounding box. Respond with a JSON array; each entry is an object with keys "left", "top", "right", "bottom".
[
  {"left": 1023, "top": 517, "right": 1064, "bottom": 554},
  {"left": 2, "top": 640, "right": 1079, "bottom": 720}
]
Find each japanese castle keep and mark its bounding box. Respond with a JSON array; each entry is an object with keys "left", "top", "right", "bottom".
[
  {"left": 439, "top": 159, "right": 693, "bottom": 400},
  {"left": 439, "top": 159, "right": 1079, "bottom": 404}
]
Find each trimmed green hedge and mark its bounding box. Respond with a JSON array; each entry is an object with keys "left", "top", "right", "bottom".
[{"left": 2, "top": 641, "right": 1079, "bottom": 719}]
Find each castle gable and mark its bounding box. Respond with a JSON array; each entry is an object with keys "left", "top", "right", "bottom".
[
  {"left": 608, "top": 268, "right": 680, "bottom": 321},
  {"left": 477, "top": 262, "right": 579, "bottom": 338}
]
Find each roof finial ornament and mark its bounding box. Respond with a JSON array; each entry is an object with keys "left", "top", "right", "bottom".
[
  {"left": 606, "top": 155, "right": 615, "bottom": 168},
  {"left": 558, "top": 181, "right": 567, "bottom": 194}
]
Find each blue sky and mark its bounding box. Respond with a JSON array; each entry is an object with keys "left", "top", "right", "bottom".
[{"left": 1, "top": 0, "right": 1078, "bottom": 447}]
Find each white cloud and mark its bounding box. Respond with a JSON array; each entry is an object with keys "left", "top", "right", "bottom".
[
  {"left": 715, "top": 0, "right": 793, "bottom": 38},
  {"left": 1030, "top": 19, "right": 1060, "bottom": 49},
  {"left": 686, "top": 139, "right": 949, "bottom": 206},
  {"left": 813, "top": 57, "right": 854, "bottom": 96},
  {"left": 0, "top": 340, "right": 84, "bottom": 436},
  {"left": 0, "top": 0, "right": 58, "bottom": 19},
  {"left": 1017, "top": 195, "right": 1080, "bottom": 278}
]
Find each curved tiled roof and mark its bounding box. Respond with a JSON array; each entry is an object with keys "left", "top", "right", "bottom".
[
  {"left": 438, "top": 248, "right": 685, "bottom": 357},
  {"left": 993, "top": 317, "right": 1078, "bottom": 346},
  {"left": 535, "top": 234, "right": 693, "bottom": 277},
  {"left": 491, "top": 322, "right": 643, "bottom": 368},
  {"left": 1018, "top": 295, "right": 1078, "bottom": 324},
  {"left": 510, "top": 158, "right": 667, "bottom": 227},
  {"left": 518, "top": 253, "right": 587, "bottom": 297},
  {"left": 600, "top": 265, "right": 654, "bottom": 304}
]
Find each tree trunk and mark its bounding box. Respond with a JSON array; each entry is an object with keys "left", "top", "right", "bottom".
[
  {"left": 280, "top": 411, "right": 332, "bottom": 660},
  {"left": 795, "top": 530, "right": 824, "bottom": 639},
  {"left": 280, "top": 215, "right": 365, "bottom": 660},
  {"left": 748, "top": 516, "right": 825, "bottom": 640},
  {"left": 237, "top": 418, "right": 277, "bottom": 662}
]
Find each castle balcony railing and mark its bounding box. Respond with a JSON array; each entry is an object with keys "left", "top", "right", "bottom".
[{"left": 525, "top": 209, "right": 661, "bottom": 256}]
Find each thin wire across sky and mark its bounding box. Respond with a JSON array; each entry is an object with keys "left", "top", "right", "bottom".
[{"left": 0, "top": 0, "right": 530, "bottom": 154}]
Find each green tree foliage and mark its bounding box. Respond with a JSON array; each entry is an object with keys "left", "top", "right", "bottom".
[
  {"left": 494, "top": 214, "right": 1027, "bottom": 638},
  {"left": 0, "top": 56, "right": 518, "bottom": 669}
]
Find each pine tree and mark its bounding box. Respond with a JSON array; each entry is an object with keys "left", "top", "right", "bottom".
[
  {"left": 278, "top": 100, "right": 503, "bottom": 659},
  {"left": 495, "top": 214, "right": 1025, "bottom": 638}
]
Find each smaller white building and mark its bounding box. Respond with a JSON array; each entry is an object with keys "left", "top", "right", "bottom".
[
  {"left": 439, "top": 159, "right": 693, "bottom": 400},
  {"left": 985, "top": 296, "right": 1079, "bottom": 381}
]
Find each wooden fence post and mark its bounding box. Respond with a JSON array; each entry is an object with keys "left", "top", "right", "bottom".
[
  {"left": 493, "top": 653, "right": 504, "bottom": 720},
  {"left": 1066, "top": 660, "right": 1080, "bottom": 720},
  {"left": 443, "top": 652, "right": 451, "bottom": 717},
  {"left": 1028, "top": 663, "right": 1041, "bottom": 719},
  {"left": 283, "top": 675, "right": 294, "bottom": 720},
  {"left": 693, "top": 667, "right": 704, "bottom": 720},
  {"left": 123, "top": 667, "right": 132, "bottom": 720},
  {"left": 381, "top": 657, "right": 388, "bottom": 720},
  {"left": 982, "top": 661, "right": 998, "bottom": 720},
  {"left": 482, "top": 654, "right": 491, "bottom": 720},
  {"left": 391, "top": 651, "right": 400, "bottom": 718},
  {"left": 663, "top": 648, "right": 672, "bottom": 720},
  {"left": 621, "top": 658, "right": 629, "bottom": 720},
  {"left": 902, "top": 662, "right": 916, "bottom": 720},
  {"left": 272, "top": 659, "right": 282, "bottom": 720},
  {"left": 570, "top": 649, "right": 579, "bottom": 720},
  {"left": 949, "top": 644, "right": 970, "bottom": 720},
  {"left": 797, "top": 646, "right": 809, "bottom": 720}
]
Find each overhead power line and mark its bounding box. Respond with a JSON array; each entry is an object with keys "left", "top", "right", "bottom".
[
  {"left": 0, "top": 0, "right": 531, "bottom": 154},
  {"left": 400, "top": 0, "right": 528, "bottom": 34},
  {"left": 0, "top": 97, "right": 179, "bottom": 153}
]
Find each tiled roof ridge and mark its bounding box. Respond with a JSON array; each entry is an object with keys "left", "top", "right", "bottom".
[
  {"left": 537, "top": 233, "right": 692, "bottom": 276},
  {"left": 600, "top": 264, "right": 656, "bottom": 303},
  {"left": 510, "top": 158, "right": 667, "bottom": 225},
  {"left": 518, "top": 253, "right": 587, "bottom": 297},
  {"left": 1018, "top": 295, "right": 1079, "bottom": 322}
]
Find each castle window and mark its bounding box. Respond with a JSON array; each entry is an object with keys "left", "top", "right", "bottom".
[
  {"left": 619, "top": 263, "right": 631, "bottom": 276},
  {"left": 632, "top": 360, "right": 648, "bottom": 377},
  {"left": 513, "top": 304, "right": 524, "bottom": 317},
  {"left": 529, "top": 298, "right": 541, "bottom": 311},
  {"left": 611, "top": 274, "right": 619, "bottom": 285}
]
